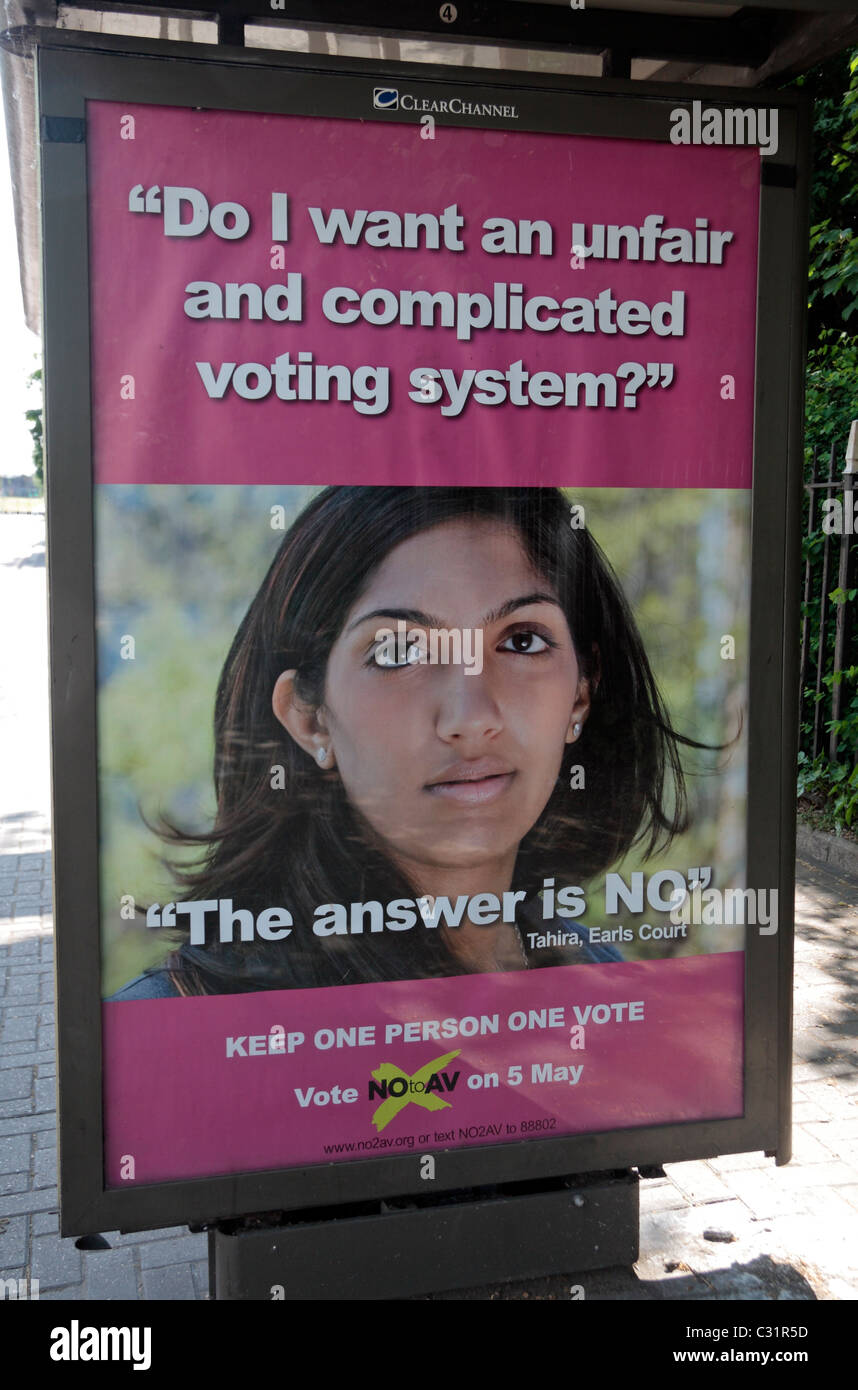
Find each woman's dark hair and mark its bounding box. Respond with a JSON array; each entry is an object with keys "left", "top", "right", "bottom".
[{"left": 159, "top": 486, "right": 694, "bottom": 992}]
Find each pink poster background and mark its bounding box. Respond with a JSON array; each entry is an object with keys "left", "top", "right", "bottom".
[
  {"left": 103, "top": 954, "right": 743, "bottom": 1184},
  {"left": 87, "top": 102, "right": 759, "bottom": 489},
  {"left": 90, "top": 96, "right": 751, "bottom": 1188}
]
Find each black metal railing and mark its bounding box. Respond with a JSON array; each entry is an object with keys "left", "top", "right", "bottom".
[{"left": 799, "top": 429, "right": 857, "bottom": 766}]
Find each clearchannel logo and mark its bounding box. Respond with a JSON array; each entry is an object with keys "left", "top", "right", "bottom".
[
  {"left": 373, "top": 88, "right": 399, "bottom": 111},
  {"left": 372, "top": 86, "right": 519, "bottom": 119}
]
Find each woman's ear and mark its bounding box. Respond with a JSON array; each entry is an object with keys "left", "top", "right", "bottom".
[
  {"left": 565, "top": 677, "right": 592, "bottom": 744},
  {"left": 566, "top": 645, "right": 600, "bottom": 744},
  {"left": 272, "top": 670, "right": 335, "bottom": 769}
]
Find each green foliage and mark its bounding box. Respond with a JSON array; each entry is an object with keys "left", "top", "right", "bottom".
[
  {"left": 25, "top": 368, "right": 43, "bottom": 491},
  {"left": 795, "top": 51, "right": 858, "bottom": 824},
  {"left": 803, "top": 331, "right": 858, "bottom": 466},
  {"left": 800, "top": 48, "right": 858, "bottom": 343},
  {"left": 797, "top": 554, "right": 858, "bottom": 779},
  {"left": 797, "top": 751, "right": 858, "bottom": 830},
  {"left": 823, "top": 662, "right": 858, "bottom": 757},
  {"left": 810, "top": 222, "right": 858, "bottom": 325}
]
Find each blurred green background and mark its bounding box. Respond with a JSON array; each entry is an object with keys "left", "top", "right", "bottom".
[{"left": 96, "top": 485, "right": 749, "bottom": 995}]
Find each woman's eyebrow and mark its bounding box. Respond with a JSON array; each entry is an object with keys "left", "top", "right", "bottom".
[
  {"left": 346, "top": 606, "right": 439, "bottom": 634},
  {"left": 482, "top": 593, "right": 563, "bottom": 624},
  {"left": 346, "top": 593, "right": 561, "bottom": 635}
]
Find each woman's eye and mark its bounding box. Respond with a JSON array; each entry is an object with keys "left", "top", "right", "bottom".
[
  {"left": 499, "top": 630, "right": 551, "bottom": 655},
  {"left": 372, "top": 642, "right": 424, "bottom": 668}
]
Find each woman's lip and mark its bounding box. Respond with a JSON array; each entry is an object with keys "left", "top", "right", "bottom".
[
  {"left": 427, "top": 757, "right": 514, "bottom": 784},
  {"left": 425, "top": 772, "right": 516, "bottom": 804}
]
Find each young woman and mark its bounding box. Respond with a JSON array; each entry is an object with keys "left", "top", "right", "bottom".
[{"left": 110, "top": 485, "right": 691, "bottom": 998}]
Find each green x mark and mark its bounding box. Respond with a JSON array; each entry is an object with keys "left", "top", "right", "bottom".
[{"left": 370, "top": 1049, "right": 462, "bottom": 1132}]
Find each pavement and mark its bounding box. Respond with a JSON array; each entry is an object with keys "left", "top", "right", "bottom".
[{"left": 1, "top": 511, "right": 857, "bottom": 1301}]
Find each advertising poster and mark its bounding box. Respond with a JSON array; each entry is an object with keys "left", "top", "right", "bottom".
[{"left": 86, "top": 89, "right": 760, "bottom": 1188}]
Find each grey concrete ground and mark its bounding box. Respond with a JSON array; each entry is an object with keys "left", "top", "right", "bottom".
[{"left": 1, "top": 512, "right": 857, "bottom": 1301}]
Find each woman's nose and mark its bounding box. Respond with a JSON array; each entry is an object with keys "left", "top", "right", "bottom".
[{"left": 434, "top": 665, "right": 503, "bottom": 744}]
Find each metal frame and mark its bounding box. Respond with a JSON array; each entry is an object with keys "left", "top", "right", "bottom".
[
  {"left": 36, "top": 32, "right": 808, "bottom": 1236},
  {"left": 209, "top": 1170, "right": 640, "bottom": 1300},
  {"left": 58, "top": 0, "right": 781, "bottom": 68},
  {"left": 38, "top": 0, "right": 858, "bottom": 87}
]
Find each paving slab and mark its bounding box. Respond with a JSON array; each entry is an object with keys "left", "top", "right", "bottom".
[
  {"left": 84, "top": 1247, "right": 140, "bottom": 1301},
  {"left": 0, "top": 1214, "right": 28, "bottom": 1268},
  {"left": 141, "top": 1262, "right": 197, "bottom": 1301},
  {"left": 31, "top": 1233, "right": 82, "bottom": 1290}
]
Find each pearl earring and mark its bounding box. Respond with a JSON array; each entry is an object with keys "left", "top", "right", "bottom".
[
  {"left": 573, "top": 722, "right": 582, "bottom": 738},
  {"left": 316, "top": 747, "right": 327, "bottom": 764}
]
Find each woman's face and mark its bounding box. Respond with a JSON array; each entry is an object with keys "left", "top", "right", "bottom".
[{"left": 285, "top": 518, "right": 590, "bottom": 889}]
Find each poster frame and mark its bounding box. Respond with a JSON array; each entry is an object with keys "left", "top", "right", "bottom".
[{"left": 35, "top": 34, "right": 808, "bottom": 1236}]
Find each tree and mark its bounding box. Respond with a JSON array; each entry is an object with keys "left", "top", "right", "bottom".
[
  {"left": 794, "top": 50, "right": 858, "bottom": 827},
  {"left": 800, "top": 50, "right": 858, "bottom": 344},
  {"left": 25, "top": 367, "right": 43, "bottom": 491}
]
